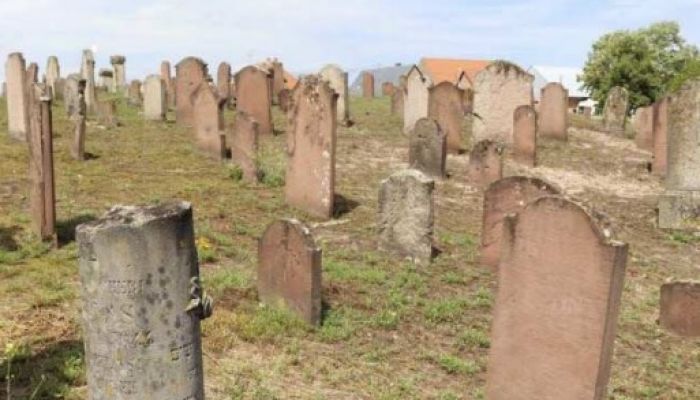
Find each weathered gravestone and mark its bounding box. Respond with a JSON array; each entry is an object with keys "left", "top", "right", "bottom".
[
  {"left": 217, "top": 62, "right": 231, "bottom": 106},
  {"left": 652, "top": 97, "right": 669, "bottom": 177},
  {"left": 408, "top": 118, "right": 446, "bottom": 178},
  {"left": 230, "top": 111, "right": 260, "bottom": 183},
  {"left": 53, "top": 77, "right": 66, "bottom": 102},
  {"left": 64, "top": 74, "right": 84, "bottom": 117},
  {"left": 161, "top": 60, "right": 175, "bottom": 109},
  {"left": 403, "top": 66, "right": 430, "bottom": 134},
  {"left": 258, "top": 219, "right": 322, "bottom": 325},
  {"left": 27, "top": 84, "right": 56, "bottom": 243},
  {"left": 660, "top": 281, "right": 700, "bottom": 337},
  {"left": 391, "top": 87, "right": 404, "bottom": 116},
  {"left": 192, "top": 83, "right": 225, "bottom": 159},
  {"left": 175, "top": 57, "right": 208, "bottom": 127},
  {"left": 76, "top": 202, "right": 212, "bottom": 400},
  {"left": 473, "top": 61, "right": 534, "bottom": 144},
  {"left": 81, "top": 49, "right": 97, "bottom": 114},
  {"left": 110, "top": 55, "right": 126, "bottom": 93},
  {"left": 128, "top": 80, "right": 143, "bottom": 107},
  {"left": 634, "top": 105, "right": 654, "bottom": 151},
  {"left": 487, "top": 196, "right": 628, "bottom": 400},
  {"left": 143, "top": 75, "right": 167, "bottom": 121},
  {"left": 278, "top": 88, "right": 292, "bottom": 113},
  {"left": 603, "top": 86, "right": 629, "bottom": 136},
  {"left": 428, "top": 81, "right": 464, "bottom": 154},
  {"left": 480, "top": 176, "right": 559, "bottom": 269},
  {"left": 235, "top": 65, "right": 273, "bottom": 136},
  {"left": 26, "top": 63, "right": 39, "bottom": 87},
  {"left": 539, "top": 82, "right": 568, "bottom": 140},
  {"left": 269, "top": 59, "right": 285, "bottom": 105},
  {"left": 658, "top": 80, "right": 700, "bottom": 229},
  {"left": 5, "top": 52, "right": 29, "bottom": 141},
  {"left": 382, "top": 81, "right": 395, "bottom": 96},
  {"left": 45, "top": 56, "right": 60, "bottom": 98},
  {"left": 362, "top": 71, "right": 375, "bottom": 98},
  {"left": 378, "top": 169, "right": 434, "bottom": 266},
  {"left": 319, "top": 64, "right": 350, "bottom": 125},
  {"left": 98, "top": 69, "right": 114, "bottom": 91},
  {"left": 468, "top": 140, "right": 504, "bottom": 188},
  {"left": 70, "top": 79, "right": 87, "bottom": 161},
  {"left": 96, "top": 99, "right": 119, "bottom": 128},
  {"left": 513, "top": 105, "right": 537, "bottom": 167},
  {"left": 285, "top": 76, "right": 337, "bottom": 219}
]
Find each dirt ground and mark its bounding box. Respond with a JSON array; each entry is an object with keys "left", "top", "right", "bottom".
[{"left": 0, "top": 95, "right": 698, "bottom": 399}]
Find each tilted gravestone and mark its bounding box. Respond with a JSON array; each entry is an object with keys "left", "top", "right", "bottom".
[
  {"left": 110, "top": 55, "right": 126, "bottom": 92},
  {"left": 634, "top": 104, "right": 654, "bottom": 151},
  {"left": 652, "top": 97, "right": 669, "bottom": 177},
  {"left": 513, "top": 105, "right": 537, "bottom": 167},
  {"left": 403, "top": 66, "right": 430, "bottom": 134},
  {"left": 468, "top": 140, "right": 504, "bottom": 188},
  {"left": 538, "top": 82, "right": 568, "bottom": 140},
  {"left": 76, "top": 202, "right": 212, "bottom": 400},
  {"left": 192, "top": 83, "right": 225, "bottom": 159},
  {"left": 143, "top": 75, "right": 167, "bottom": 121},
  {"left": 230, "top": 111, "right": 260, "bottom": 183},
  {"left": 408, "top": 118, "right": 446, "bottom": 178},
  {"left": 428, "top": 82, "right": 464, "bottom": 154},
  {"left": 602, "top": 86, "right": 629, "bottom": 136},
  {"left": 235, "top": 65, "right": 273, "bottom": 136},
  {"left": 378, "top": 169, "right": 434, "bottom": 266},
  {"left": 258, "top": 219, "right": 322, "bottom": 325},
  {"left": 487, "top": 196, "right": 627, "bottom": 400},
  {"left": 362, "top": 71, "right": 375, "bottom": 98},
  {"left": 5, "top": 52, "right": 29, "bottom": 141},
  {"left": 70, "top": 79, "right": 87, "bottom": 161},
  {"left": 480, "top": 176, "right": 559, "bottom": 269},
  {"left": 660, "top": 281, "right": 700, "bottom": 337},
  {"left": 285, "top": 75, "right": 337, "bottom": 219},
  {"left": 319, "top": 64, "right": 350, "bottom": 125},
  {"left": 658, "top": 80, "right": 700, "bottom": 229},
  {"left": 175, "top": 57, "right": 208, "bottom": 127}
]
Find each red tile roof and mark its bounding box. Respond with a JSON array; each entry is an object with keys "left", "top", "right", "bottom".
[{"left": 419, "top": 58, "right": 491, "bottom": 86}]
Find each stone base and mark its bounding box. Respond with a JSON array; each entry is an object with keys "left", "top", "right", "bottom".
[{"left": 658, "top": 190, "right": 700, "bottom": 229}]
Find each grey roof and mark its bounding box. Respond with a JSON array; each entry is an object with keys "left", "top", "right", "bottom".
[{"left": 350, "top": 64, "right": 412, "bottom": 96}]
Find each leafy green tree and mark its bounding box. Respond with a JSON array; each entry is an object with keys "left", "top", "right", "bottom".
[{"left": 580, "top": 21, "right": 699, "bottom": 111}]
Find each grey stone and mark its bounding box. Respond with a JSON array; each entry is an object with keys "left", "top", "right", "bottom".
[
  {"left": 319, "top": 64, "right": 350, "bottom": 125},
  {"left": 81, "top": 49, "right": 97, "bottom": 114},
  {"left": 110, "top": 55, "right": 126, "bottom": 93},
  {"left": 70, "top": 79, "right": 87, "bottom": 160},
  {"left": 5, "top": 52, "right": 29, "bottom": 141},
  {"left": 408, "top": 118, "right": 446, "bottom": 178},
  {"left": 603, "top": 86, "right": 629, "bottom": 136},
  {"left": 45, "top": 56, "right": 60, "bottom": 99},
  {"left": 403, "top": 65, "right": 430, "bottom": 134},
  {"left": 143, "top": 75, "right": 166, "bottom": 121}
]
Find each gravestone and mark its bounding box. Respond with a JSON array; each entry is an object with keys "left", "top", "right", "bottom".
[
  {"left": 391, "top": 87, "right": 404, "bottom": 116},
  {"left": 269, "top": 59, "right": 285, "bottom": 105},
  {"left": 110, "top": 55, "right": 126, "bottom": 92},
  {"left": 5, "top": 52, "right": 29, "bottom": 141},
  {"left": 258, "top": 219, "right": 322, "bottom": 325},
  {"left": 143, "top": 75, "right": 167, "bottom": 121},
  {"left": 408, "top": 118, "right": 446, "bottom": 178},
  {"left": 71, "top": 79, "right": 87, "bottom": 161},
  {"left": 652, "top": 97, "right": 669, "bottom": 177},
  {"left": 64, "top": 74, "right": 84, "bottom": 117},
  {"left": 98, "top": 69, "right": 114, "bottom": 90},
  {"left": 217, "top": 62, "right": 231, "bottom": 106},
  {"left": 26, "top": 63, "right": 39, "bottom": 87},
  {"left": 539, "top": 82, "right": 568, "bottom": 140},
  {"left": 634, "top": 105, "right": 654, "bottom": 151},
  {"left": 230, "top": 111, "right": 260, "bottom": 183},
  {"left": 382, "top": 81, "right": 395, "bottom": 96},
  {"left": 128, "top": 80, "right": 143, "bottom": 107},
  {"left": 192, "top": 83, "right": 225, "bottom": 159},
  {"left": 96, "top": 99, "right": 119, "bottom": 128},
  {"left": 278, "top": 88, "right": 291, "bottom": 113},
  {"left": 487, "top": 196, "right": 628, "bottom": 400},
  {"left": 161, "top": 60, "right": 175, "bottom": 109},
  {"left": 378, "top": 169, "right": 434, "bottom": 266},
  {"left": 235, "top": 65, "right": 273, "bottom": 136},
  {"left": 428, "top": 82, "right": 465, "bottom": 154},
  {"left": 362, "top": 71, "right": 375, "bottom": 98},
  {"left": 285, "top": 75, "right": 337, "bottom": 219},
  {"left": 513, "top": 105, "right": 537, "bottom": 167},
  {"left": 480, "top": 176, "right": 559, "bottom": 269},
  {"left": 658, "top": 80, "right": 700, "bottom": 229},
  {"left": 319, "top": 64, "right": 350, "bottom": 125},
  {"left": 45, "top": 56, "right": 60, "bottom": 98},
  {"left": 473, "top": 61, "right": 534, "bottom": 144},
  {"left": 403, "top": 66, "right": 430, "bottom": 134},
  {"left": 76, "top": 202, "right": 211, "bottom": 400},
  {"left": 603, "top": 86, "right": 629, "bottom": 136},
  {"left": 468, "top": 140, "right": 504, "bottom": 188},
  {"left": 175, "top": 57, "right": 208, "bottom": 127},
  {"left": 660, "top": 281, "right": 700, "bottom": 337},
  {"left": 53, "top": 78, "right": 66, "bottom": 102},
  {"left": 27, "top": 84, "right": 56, "bottom": 243},
  {"left": 81, "top": 49, "right": 97, "bottom": 114}
]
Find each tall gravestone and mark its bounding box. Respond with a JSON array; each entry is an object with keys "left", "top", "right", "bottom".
[
  {"left": 76, "top": 202, "right": 211, "bottom": 400},
  {"left": 487, "top": 197, "right": 627, "bottom": 400},
  {"left": 362, "top": 71, "right": 375, "bottom": 98},
  {"left": 71, "top": 79, "right": 87, "bottom": 161},
  {"left": 192, "top": 83, "right": 225, "bottom": 159},
  {"left": 45, "top": 56, "right": 60, "bottom": 98},
  {"left": 5, "top": 52, "right": 29, "bottom": 141},
  {"left": 428, "top": 82, "right": 464, "bottom": 154},
  {"left": 161, "top": 60, "right": 175, "bottom": 109},
  {"left": 378, "top": 169, "right": 434, "bottom": 266},
  {"left": 473, "top": 61, "right": 534, "bottom": 144},
  {"left": 634, "top": 105, "right": 654, "bottom": 151},
  {"left": 235, "top": 65, "right": 273, "bottom": 136},
  {"left": 81, "top": 49, "right": 97, "bottom": 114},
  {"left": 319, "top": 64, "right": 350, "bottom": 125},
  {"left": 658, "top": 80, "right": 700, "bottom": 229},
  {"left": 285, "top": 76, "right": 337, "bottom": 219},
  {"left": 64, "top": 74, "right": 82, "bottom": 116},
  {"left": 480, "top": 176, "right": 559, "bottom": 269},
  {"left": 110, "top": 55, "right": 126, "bottom": 93},
  {"left": 408, "top": 118, "right": 446, "bottom": 178},
  {"left": 143, "top": 75, "right": 167, "bottom": 121},
  {"left": 468, "top": 140, "right": 504, "bottom": 188},
  {"left": 539, "top": 82, "right": 568, "bottom": 140},
  {"left": 217, "top": 62, "right": 231, "bottom": 106},
  {"left": 175, "top": 57, "right": 208, "bottom": 127},
  {"left": 230, "top": 111, "right": 260, "bottom": 183},
  {"left": 603, "top": 86, "right": 629, "bottom": 136},
  {"left": 513, "top": 105, "right": 537, "bottom": 167},
  {"left": 258, "top": 219, "right": 322, "bottom": 325},
  {"left": 652, "top": 97, "right": 669, "bottom": 176},
  {"left": 403, "top": 66, "right": 430, "bottom": 134},
  {"left": 660, "top": 281, "right": 700, "bottom": 337}
]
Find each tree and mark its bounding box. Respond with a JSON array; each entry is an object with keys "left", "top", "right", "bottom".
[{"left": 580, "top": 21, "right": 699, "bottom": 112}]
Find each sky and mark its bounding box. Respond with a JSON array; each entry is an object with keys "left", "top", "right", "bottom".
[{"left": 0, "top": 0, "right": 698, "bottom": 81}]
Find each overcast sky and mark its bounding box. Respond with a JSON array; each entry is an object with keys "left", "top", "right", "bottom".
[{"left": 1, "top": 0, "right": 698, "bottom": 81}]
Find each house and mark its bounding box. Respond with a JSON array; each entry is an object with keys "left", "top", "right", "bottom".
[
  {"left": 350, "top": 63, "right": 412, "bottom": 96},
  {"left": 418, "top": 57, "right": 491, "bottom": 90},
  {"left": 530, "top": 66, "right": 590, "bottom": 111}
]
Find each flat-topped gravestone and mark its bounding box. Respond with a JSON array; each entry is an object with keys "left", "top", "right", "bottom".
[
  {"left": 96, "top": 99, "right": 119, "bottom": 129},
  {"left": 487, "top": 196, "right": 628, "bottom": 400},
  {"left": 513, "top": 105, "right": 537, "bottom": 167},
  {"left": 217, "top": 62, "right": 231, "bottom": 106},
  {"left": 403, "top": 66, "right": 430, "bottom": 134},
  {"left": 473, "top": 61, "right": 534, "bottom": 144},
  {"left": 362, "top": 71, "right": 375, "bottom": 98},
  {"left": 480, "top": 176, "right": 559, "bottom": 269},
  {"left": 235, "top": 65, "right": 273, "bottom": 136},
  {"left": 5, "top": 52, "right": 29, "bottom": 141},
  {"left": 634, "top": 105, "right": 654, "bottom": 151},
  {"left": 409, "top": 118, "right": 446, "bottom": 178},
  {"left": 428, "top": 82, "right": 464, "bottom": 154},
  {"left": 258, "top": 219, "right": 322, "bottom": 325},
  {"left": 230, "top": 111, "right": 260, "bottom": 183},
  {"left": 285, "top": 75, "right": 337, "bottom": 219},
  {"left": 175, "top": 57, "right": 208, "bottom": 127},
  {"left": 468, "top": 140, "right": 504, "bottom": 188},
  {"left": 603, "top": 86, "right": 629, "bottom": 136},
  {"left": 76, "top": 202, "right": 211, "bottom": 400},
  {"left": 81, "top": 49, "right": 97, "bottom": 114},
  {"left": 161, "top": 60, "right": 175, "bottom": 109},
  {"left": 192, "top": 83, "right": 225, "bottom": 159},
  {"left": 652, "top": 97, "right": 669, "bottom": 177},
  {"left": 110, "top": 55, "right": 126, "bottom": 92},
  {"left": 70, "top": 79, "right": 87, "bottom": 161},
  {"left": 128, "top": 80, "right": 143, "bottom": 107},
  {"left": 45, "top": 56, "right": 60, "bottom": 98},
  {"left": 660, "top": 281, "right": 700, "bottom": 337},
  {"left": 98, "top": 69, "right": 114, "bottom": 90},
  {"left": 319, "top": 64, "right": 350, "bottom": 125},
  {"left": 539, "top": 82, "right": 568, "bottom": 140},
  {"left": 143, "top": 75, "right": 166, "bottom": 121},
  {"left": 378, "top": 169, "right": 434, "bottom": 266}
]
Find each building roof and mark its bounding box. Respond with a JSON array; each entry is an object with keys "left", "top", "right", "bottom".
[
  {"left": 350, "top": 63, "right": 412, "bottom": 96},
  {"left": 419, "top": 58, "right": 491, "bottom": 86},
  {"left": 530, "top": 65, "right": 588, "bottom": 99}
]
